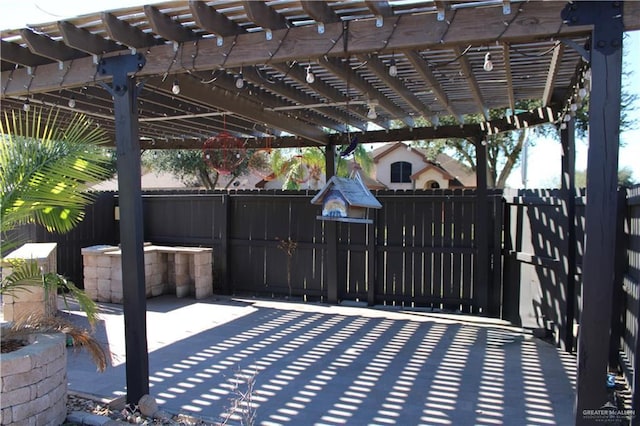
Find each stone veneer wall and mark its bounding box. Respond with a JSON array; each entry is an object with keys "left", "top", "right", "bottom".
[
  {"left": 82, "top": 245, "right": 213, "bottom": 303},
  {"left": 0, "top": 333, "right": 67, "bottom": 425},
  {"left": 1, "top": 243, "right": 58, "bottom": 322}
]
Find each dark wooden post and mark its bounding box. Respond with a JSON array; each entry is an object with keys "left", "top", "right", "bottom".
[
  {"left": 219, "top": 194, "right": 231, "bottom": 294},
  {"left": 561, "top": 118, "right": 577, "bottom": 353},
  {"left": 474, "top": 136, "right": 491, "bottom": 314},
  {"left": 97, "top": 54, "right": 149, "bottom": 405},
  {"left": 367, "top": 209, "right": 377, "bottom": 306},
  {"left": 562, "top": 2, "right": 624, "bottom": 423},
  {"left": 324, "top": 142, "right": 340, "bottom": 303}
]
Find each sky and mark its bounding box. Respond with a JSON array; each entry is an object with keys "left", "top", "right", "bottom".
[{"left": 1, "top": 1, "right": 638, "bottom": 188}]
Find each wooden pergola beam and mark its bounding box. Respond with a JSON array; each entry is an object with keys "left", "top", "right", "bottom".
[
  {"left": 3, "top": 2, "right": 614, "bottom": 97},
  {"left": 144, "top": 5, "right": 197, "bottom": 43},
  {"left": 321, "top": 56, "right": 414, "bottom": 126},
  {"left": 542, "top": 42, "right": 565, "bottom": 107},
  {"left": 102, "top": 12, "right": 160, "bottom": 49},
  {"left": 454, "top": 46, "right": 489, "bottom": 120},
  {"left": 0, "top": 40, "right": 51, "bottom": 67},
  {"left": 359, "top": 52, "right": 432, "bottom": 118},
  {"left": 503, "top": 43, "right": 516, "bottom": 113},
  {"left": 58, "top": 21, "right": 122, "bottom": 56},
  {"left": 189, "top": 0, "right": 245, "bottom": 37},
  {"left": 145, "top": 75, "right": 328, "bottom": 144},
  {"left": 404, "top": 50, "right": 459, "bottom": 120},
  {"left": 20, "top": 28, "right": 86, "bottom": 63}
]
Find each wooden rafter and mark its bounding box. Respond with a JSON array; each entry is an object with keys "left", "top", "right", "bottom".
[
  {"left": 365, "top": 1, "right": 394, "bottom": 18},
  {"left": 268, "top": 62, "right": 375, "bottom": 127},
  {"left": 454, "top": 46, "right": 489, "bottom": 120},
  {"left": 189, "top": 0, "right": 245, "bottom": 37},
  {"left": 20, "top": 29, "right": 85, "bottom": 62},
  {"left": 144, "top": 5, "right": 197, "bottom": 43},
  {"left": 403, "top": 50, "right": 458, "bottom": 120},
  {"left": 542, "top": 42, "right": 565, "bottom": 107},
  {"left": 0, "top": 40, "right": 51, "bottom": 67},
  {"left": 145, "top": 76, "right": 328, "bottom": 144},
  {"left": 301, "top": 1, "right": 339, "bottom": 24},
  {"left": 241, "top": 1, "right": 289, "bottom": 30},
  {"left": 102, "top": 12, "right": 160, "bottom": 49},
  {"left": 503, "top": 43, "right": 515, "bottom": 113},
  {"left": 321, "top": 57, "right": 413, "bottom": 126},
  {"left": 359, "top": 53, "right": 432, "bottom": 117},
  {"left": 58, "top": 21, "right": 122, "bottom": 56},
  {"left": 241, "top": 66, "right": 359, "bottom": 132}
]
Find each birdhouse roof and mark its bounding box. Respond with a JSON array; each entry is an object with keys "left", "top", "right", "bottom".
[{"left": 311, "top": 173, "right": 382, "bottom": 209}]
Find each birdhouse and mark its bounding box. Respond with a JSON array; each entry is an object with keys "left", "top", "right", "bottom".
[{"left": 310, "top": 172, "right": 382, "bottom": 224}]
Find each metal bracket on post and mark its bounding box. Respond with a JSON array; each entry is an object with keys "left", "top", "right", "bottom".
[
  {"left": 561, "top": 1, "right": 624, "bottom": 56},
  {"left": 97, "top": 53, "right": 146, "bottom": 96}
]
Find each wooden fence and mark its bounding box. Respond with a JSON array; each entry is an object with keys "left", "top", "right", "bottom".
[
  {"left": 618, "top": 185, "right": 640, "bottom": 415},
  {"left": 139, "top": 189, "right": 503, "bottom": 314}
]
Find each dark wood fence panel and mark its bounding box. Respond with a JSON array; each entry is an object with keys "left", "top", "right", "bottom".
[
  {"left": 28, "top": 188, "right": 502, "bottom": 312},
  {"left": 6, "top": 192, "right": 118, "bottom": 287},
  {"left": 373, "top": 190, "right": 482, "bottom": 311},
  {"left": 502, "top": 188, "right": 586, "bottom": 350},
  {"left": 621, "top": 185, "right": 640, "bottom": 414}
]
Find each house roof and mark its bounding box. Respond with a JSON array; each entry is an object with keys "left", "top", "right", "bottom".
[
  {"left": 372, "top": 142, "right": 476, "bottom": 186},
  {"left": 310, "top": 173, "right": 382, "bottom": 209}
]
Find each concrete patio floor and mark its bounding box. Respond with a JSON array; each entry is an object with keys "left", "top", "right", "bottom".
[{"left": 63, "top": 295, "right": 577, "bottom": 425}]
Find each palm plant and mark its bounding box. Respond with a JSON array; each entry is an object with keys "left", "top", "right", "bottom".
[
  {"left": 271, "top": 145, "right": 375, "bottom": 190},
  {"left": 1, "top": 106, "right": 112, "bottom": 367}
]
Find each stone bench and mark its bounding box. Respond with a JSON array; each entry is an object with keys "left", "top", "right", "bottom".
[{"left": 81, "top": 244, "right": 213, "bottom": 303}]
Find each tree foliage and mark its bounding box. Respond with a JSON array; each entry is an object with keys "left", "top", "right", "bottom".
[
  {"left": 142, "top": 148, "right": 255, "bottom": 190},
  {"left": 270, "top": 144, "right": 374, "bottom": 190}
]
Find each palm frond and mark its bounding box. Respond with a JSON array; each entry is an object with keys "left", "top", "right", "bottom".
[
  {"left": 0, "top": 259, "right": 42, "bottom": 296},
  {"left": 7, "top": 314, "right": 108, "bottom": 372},
  {"left": 1, "top": 106, "right": 112, "bottom": 235}
]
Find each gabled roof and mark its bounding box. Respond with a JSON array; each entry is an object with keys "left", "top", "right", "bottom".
[
  {"left": 311, "top": 173, "right": 382, "bottom": 209},
  {"left": 410, "top": 164, "right": 455, "bottom": 181}
]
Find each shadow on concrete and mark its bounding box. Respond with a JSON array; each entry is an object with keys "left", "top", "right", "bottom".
[{"left": 63, "top": 295, "right": 576, "bottom": 425}]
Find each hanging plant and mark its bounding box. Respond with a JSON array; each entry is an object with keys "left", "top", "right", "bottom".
[{"left": 202, "top": 131, "right": 247, "bottom": 175}]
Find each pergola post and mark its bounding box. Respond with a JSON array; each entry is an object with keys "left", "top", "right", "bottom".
[
  {"left": 560, "top": 119, "right": 577, "bottom": 353},
  {"left": 562, "top": 2, "right": 624, "bottom": 423},
  {"left": 474, "top": 136, "right": 492, "bottom": 314},
  {"left": 97, "top": 54, "right": 150, "bottom": 405}
]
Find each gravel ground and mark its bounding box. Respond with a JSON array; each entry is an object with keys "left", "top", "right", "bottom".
[{"left": 66, "top": 393, "right": 214, "bottom": 425}]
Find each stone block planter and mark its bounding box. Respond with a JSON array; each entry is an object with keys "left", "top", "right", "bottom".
[{"left": 0, "top": 332, "right": 67, "bottom": 425}]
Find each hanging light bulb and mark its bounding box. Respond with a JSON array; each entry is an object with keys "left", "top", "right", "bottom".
[
  {"left": 171, "top": 80, "right": 180, "bottom": 95},
  {"left": 483, "top": 52, "right": 493, "bottom": 72},
  {"left": 305, "top": 64, "right": 315, "bottom": 84},
  {"left": 578, "top": 87, "right": 588, "bottom": 99},
  {"left": 388, "top": 58, "right": 398, "bottom": 77},
  {"left": 68, "top": 96, "right": 76, "bottom": 108},
  {"left": 367, "top": 104, "right": 377, "bottom": 120},
  {"left": 570, "top": 103, "right": 578, "bottom": 112},
  {"left": 23, "top": 99, "right": 30, "bottom": 112},
  {"left": 235, "top": 71, "right": 244, "bottom": 89}
]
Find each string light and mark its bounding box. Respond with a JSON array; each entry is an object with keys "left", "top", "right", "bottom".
[
  {"left": 23, "top": 99, "right": 30, "bottom": 112},
  {"left": 305, "top": 64, "right": 315, "bottom": 84},
  {"left": 68, "top": 96, "right": 76, "bottom": 108},
  {"left": 235, "top": 69, "right": 244, "bottom": 89},
  {"left": 483, "top": 52, "right": 493, "bottom": 72},
  {"left": 171, "top": 80, "right": 181, "bottom": 95},
  {"left": 367, "top": 102, "right": 377, "bottom": 120},
  {"left": 388, "top": 54, "right": 398, "bottom": 77}
]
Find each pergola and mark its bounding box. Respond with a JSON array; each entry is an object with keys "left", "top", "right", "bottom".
[{"left": 1, "top": 1, "right": 639, "bottom": 424}]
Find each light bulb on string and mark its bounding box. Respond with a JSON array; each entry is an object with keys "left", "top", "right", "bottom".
[
  {"left": 305, "top": 64, "right": 315, "bottom": 84},
  {"left": 483, "top": 52, "right": 493, "bottom": 72},
  {"left": 68, "top": 96, "right": 76, "bottom": 108},
  {"left": 171, "top": 80, "right": 180, "bottom": 95},
  {"left": 388, "top": 57, "right": 398, "bottom": 77},
  {"left": 578, "top": 87, "right": 588, "bottom": 99},
  {"left": 367, "top": 103, "right": 377, "bottom": 120},
  {"left": 23, "top": 99, "right": 30, "bottom": 112},
  {"left": 235, "top": 70, "right": 244, "bottom": 89}
]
